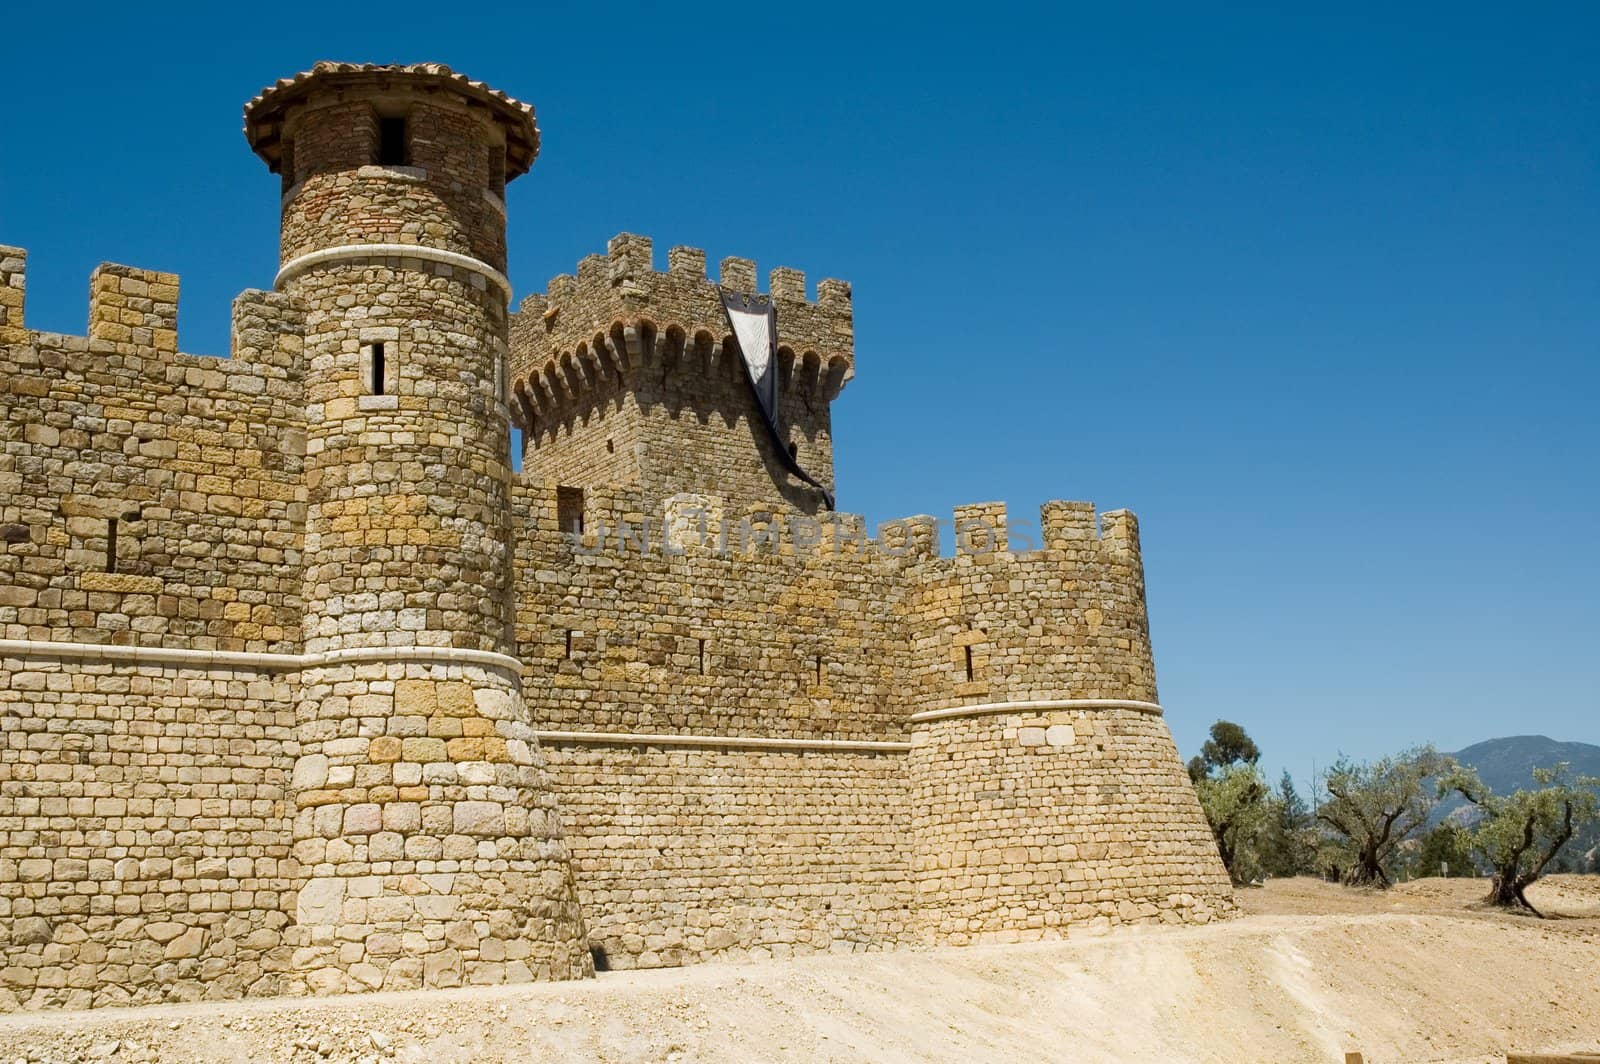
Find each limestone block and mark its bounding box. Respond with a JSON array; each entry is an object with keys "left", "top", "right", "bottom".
[
  {"left": 453, "top": 801, "right": 506, "bottom": 836},
  {"left": 163, "top": 928, "right": 205, "bottom": 960},
  {"left": 297, "top": 879, "right": 347, "bottom": 926},
  {"left": 344, "top": 805, "right": 382, "bottom": 835},
  {"left": 292, "top": 755, "right": 330, "bottom": 791}
]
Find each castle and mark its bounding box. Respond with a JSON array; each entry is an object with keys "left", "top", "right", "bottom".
[{"left": 0, "top": 63, "right": 1233, "bottom": 1010}]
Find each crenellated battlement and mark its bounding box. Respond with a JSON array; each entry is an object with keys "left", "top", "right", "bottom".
[
  {"left": 0, "top": 247, "right": 306, "bottom": 384},
  {"left": 0, "top": 246, "right": 25, "bottom": 343},
  {"left": 516, "top": 481, "right": 1141, "bottom": 574},
  {"left": 950, "top": 499, "right": 1144, "bottom": 565},
  {"left": 508, "top": 233, "right": 853, "bottom": 429},
  {"left": 89, "top": 263, "right": 180, "bottom": 352}
]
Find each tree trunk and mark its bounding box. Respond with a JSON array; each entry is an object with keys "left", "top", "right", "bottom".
[
  {"left": 1486, "top": 871, "right": 1519, "bottom": 907},
  {"left": 1216, "top": 834, "right": 1236, "bottom": 879},
  {"left": 1484, "top": 870, "right": 1546, "bottom": 915},
  {"left": 1343, "top": 842, "right": 1389, "bottom": 887}
]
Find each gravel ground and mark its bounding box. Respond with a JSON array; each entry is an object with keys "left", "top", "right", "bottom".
[{"left": 1, "top": 877, "right": 1597, "bottom": 1063}]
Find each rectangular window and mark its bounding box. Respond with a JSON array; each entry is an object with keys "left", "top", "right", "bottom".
[
  {"left": 557, "top": 486, "right": 584, "bottom": 535},
  {"left": 105, "top": 517, "right": 118, "bottom": 574},
  {"left": 371, "top": 342, "right": 386, "bottom": 395},
  {"left": 378, "top": 117, "right": 408, "bottom": 166}
]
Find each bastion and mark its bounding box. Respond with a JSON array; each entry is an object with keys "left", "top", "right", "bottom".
[{"left": 0, "top": 62, "right": 1233, "bottom": 1010}]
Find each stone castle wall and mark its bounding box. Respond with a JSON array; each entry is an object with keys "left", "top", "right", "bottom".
[
  {"left": 0, "top": 60, "right": 1234, "bottom": 1014},
  {"left": 0, "top": 655, "right": 295, "bottom": 1011},
  {"left": 0, "top": 254, "right": 306, "bottom": 653},
  {"left": 511, "top": 483, "right": 910, "bottom": 742},
  {"left": 506, "top": 485, "right": 1234, "bottom": 968},
  {"left": 545, "top": 744, "right": 913, "bottom": 969},
  {"left": 0, "top": 254, "right": 307, "bottom": 1009},
  {"left": 908, "top": 706, "right": 1232, "bottom": 943},
  {"left": 0, "top": 250, "right": 1234, "bottom": 1004},
  {"left": 283, "top": 660, "right": 590, "bottom": 996}
]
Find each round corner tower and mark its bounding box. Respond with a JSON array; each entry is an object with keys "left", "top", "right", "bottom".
[
  {"left": 245, "top": 62, "right": 590, "bottom": 993},
  {"left": 904, "top": 502, "right": 1236, "bottom": 943}
]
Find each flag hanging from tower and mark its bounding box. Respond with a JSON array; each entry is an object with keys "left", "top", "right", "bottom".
[
  {"left": 719, "top": 287, "right": 835, "bottom": 510},
  {"left": 720, "top": 290, "right": 779, "bottom": 423}
]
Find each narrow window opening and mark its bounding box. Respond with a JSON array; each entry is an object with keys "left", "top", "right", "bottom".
[
  {"left": 486, "top": 144, "right": 506, "bottom": 198},
  {"left": 557, "top": 486, "right": 584, "bottom": 535},
  {"left": 698, "top": 638, "right": 707, "bottom": 675},
  {"left": 565, "top": 630, "right": 574, "bottom": 659},
  {"left": 787, "top": 439, "right": 799, "bottom": 461},
  {"left": 371, "top": 343, "right": 386, "bottom": 395},
  {"left": 377, "top": 116, "right": 408, "bottom": 166},
  {"left": 964, "top": 645, "right": 974, "bottom": 682},
  {"left": 815, "top": 653, "right": 823, "bottom": 684},
  {"left": 280, "top": 140, "right": 296, "bottom": 195},
  {"left": 107, "top": 510, "right": 142, "bottom": 574},
  {"left": 606, "top": 438, "right": 615, "bottom": 454}
]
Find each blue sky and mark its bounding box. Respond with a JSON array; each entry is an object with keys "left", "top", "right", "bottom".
[{"left": 2, "top": 2, "right": 1596, "bottom": 787}]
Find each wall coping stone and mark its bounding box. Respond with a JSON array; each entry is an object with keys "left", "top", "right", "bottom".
[
  {"left": 908, "top": 698, "right": 1165, "bottom": 724},
  {"left": 535, "top": 729, "right": 911, "bottom": 753},
  {"left": 275, "top": 243, "right": 513, "bottom": 302},
  {"left": 0, "top": 638, "right": 524, "bottom": 679}
]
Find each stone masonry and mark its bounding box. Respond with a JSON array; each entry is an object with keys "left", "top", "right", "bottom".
[{"left": 0, "top": 62, "right": 1233, "bottom": 1011}]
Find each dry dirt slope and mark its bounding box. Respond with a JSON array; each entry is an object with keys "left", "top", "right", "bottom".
[{"left": 2, "top": 878, "right": 1598, "bottom": 1064}]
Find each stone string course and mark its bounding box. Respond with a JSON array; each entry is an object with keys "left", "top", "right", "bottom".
[{"left": 0, "top": 62, "right": 1234, "bottom": 1011}]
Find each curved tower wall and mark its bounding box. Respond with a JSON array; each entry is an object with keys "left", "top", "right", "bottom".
[
  {"left": 251, "top": 68, "right": 590, "bottom": 992},
  {"left": 905, "top": 503, "right": 1233, "bottom": 942}
]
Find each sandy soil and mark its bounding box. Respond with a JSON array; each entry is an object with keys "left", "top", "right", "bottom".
[
  {"left": 1239, "top": 872, "right": 1600, "bottom": 924},
  {"left": 2, "top": 876, "right": 1598, "bottom": 1064}
]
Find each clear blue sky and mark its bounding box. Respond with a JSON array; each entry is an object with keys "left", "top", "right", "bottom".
[{"left": 3, "top": 2, "right": 1596, "bottom": 787}]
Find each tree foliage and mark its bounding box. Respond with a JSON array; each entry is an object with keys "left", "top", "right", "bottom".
[
  {"left": 1316, "top": 747, "right": 1451, "bottom": 887},
  {"left": 1188, "top": 720, "right": 1262, "bottom": 783},
  {"left": 1439, "top": 763, "right": 1600, "bottom": 913},
  {"left": 1204, "top": 720, "right": 1260, "bottom": 767},
  {"left": 1189, "top": 721, "right": 1279, "bottom": 883},
  {"left": 1260, "top": 770, "right": 1318, "bottom": 877},
  {"left": 1195, "top": 764, "right": 1271, "bottom": 884},
  {"left": 1412, "top": 823, "right": 1477, "bottom": 878}
]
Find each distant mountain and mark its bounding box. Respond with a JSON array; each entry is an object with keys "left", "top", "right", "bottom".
[
  {"left": 1449, "top": 735, "right": 1600, "bottom": 795},
  {"left": 1439, "top": 735, "right": 1600, "bottom": 870}
]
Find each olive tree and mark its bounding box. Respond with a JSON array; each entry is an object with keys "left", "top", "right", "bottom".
[
  {"left": 1316, "top": 747, "right": 1451, "bottom": 887},
  {"left": 1195, "top": 764, "right": 1271, "bottom": 884},
  {"left": 1188, "top": 721, "right": 1270, "bottom": 883},
  {"left": 1440, "top": 763, "right": 1600, "bottom": 914}
]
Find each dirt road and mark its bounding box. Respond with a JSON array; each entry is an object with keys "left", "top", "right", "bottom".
[{"left": 1, "top": 877, "right": 1596, "bottom": 1063}]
